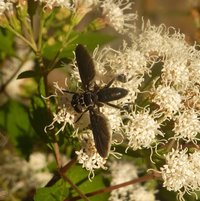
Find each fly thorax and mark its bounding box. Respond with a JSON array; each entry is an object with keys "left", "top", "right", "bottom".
[{"left": 71, "top": 92, "right": 97, "bottom": 113}]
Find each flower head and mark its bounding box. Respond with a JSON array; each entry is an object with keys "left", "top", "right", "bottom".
[
  {"left": 160, "top": 148, "right": 200, "bottom": 200},
  {"left": 122, "top": 109, "right": 163, "bottom": 150},
  {"left": 75, "top": 131, "right": 107, "bottom": 180},
  {"left": 100, "top": 0, "right": 137, "bottom": 34},
  {"left": 138, "top": 21, "right": 188, "bottom": 58},
  {"left": 44, "top": 82, "right": 75, "bottom": 135},
  {"left": 152, "top": 85, "right": 182, "bottom": 117},
  {"left": 189, "top": 150, "right": 200, "bottom": 189},
  {"left": 172, "top": 110, "right": 200, "bottom": 144},
  {"left": 160, "top": 149, "right": 193, "bottom": 192}
]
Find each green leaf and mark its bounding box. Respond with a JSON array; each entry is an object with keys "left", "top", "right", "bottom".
[
  {"left": 75, "top": 32, "right": 115, "bottom": 50},
  {"left": 34, "top": 179, "right": 69, "bottom": 201},
  {"left": 0, "top": 100, "right": 35, "bottom": 158},
  {"left": 157, "top": 186, "right": 177, "bottom": 201},
  {"left": 29, "top": 94, "right": 51, "bottom": 143},
  {"left": 34, "top": 164, "right": 109, "bottom": 201},
  {"left": 67, "top": 165, "right": 109, "bottom": 201},
  {"left": 42, "top": 42, "right": 59, "bottom": 60},
  {"left": 42, "top": 31, "right": 115, "bottom": 60},
  {"left": 17, "top": 70, "right": 38, "bottom": 79}
]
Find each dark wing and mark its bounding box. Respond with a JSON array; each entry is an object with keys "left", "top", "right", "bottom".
[
  {"left": 89, "top": 109, "right": 111, "bottom": 158},
  {"left": 97, "top": 87, "right": 128, "bottom": 103},
  {"left": 75, "top": 44, "right": 96, "bottom": 90}
]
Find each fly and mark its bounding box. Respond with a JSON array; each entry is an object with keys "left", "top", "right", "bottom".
[{"left": 65, "top": 44, "right": 128, "bottom": 158}]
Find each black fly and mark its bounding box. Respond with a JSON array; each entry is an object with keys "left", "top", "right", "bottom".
[{"left": 65, "top": 44, "right": 128, "bottom": 158}]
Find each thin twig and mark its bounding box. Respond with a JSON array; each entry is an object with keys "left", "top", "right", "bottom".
[
  {"left": 64, "top": 173, "right": 158, "bottom": 201},
  {"left": 45, "top": 158, "right": 77, "bottom": 187},
  {"left": 60, "top": 171, "right": 90, "bottom": 201}
]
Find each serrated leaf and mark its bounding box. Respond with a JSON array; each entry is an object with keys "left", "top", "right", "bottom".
[{"left": 17, "top": 70, "right": 38, "bottom": 79}]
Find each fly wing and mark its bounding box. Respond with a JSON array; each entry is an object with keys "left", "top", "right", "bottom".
[
  {"left": 75, "top": 44, "right": 96, "bottom": 90},
  {"left": 89, "top": 109, "right": 111, "bottom": 158}
]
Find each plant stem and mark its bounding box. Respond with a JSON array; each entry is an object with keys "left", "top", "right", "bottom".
[{"left": 7, "top": 26, "right": 37, "bottom": 52}]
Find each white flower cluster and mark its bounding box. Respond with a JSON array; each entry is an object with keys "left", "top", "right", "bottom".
[
  {"left": 109, "top": 160, "right": 156, "bottom": 201},
  {"left": 35, "top": 0, "right": 137, "bottom": 34},
  {"left": 48, "top": 20, "right": 200, "bottom": 180},
  {"left": 160, "top": 148, "right": 200, "bottom": 200},
  {"left": 40, "top": 2, "right": 200, "bottom": 199}
]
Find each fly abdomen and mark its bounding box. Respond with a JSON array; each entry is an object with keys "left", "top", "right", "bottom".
[{"left": 97, "top": 87, "right": 128, "bottom": 103}]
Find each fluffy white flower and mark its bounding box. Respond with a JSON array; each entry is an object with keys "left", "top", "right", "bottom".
[
  {"left": 138, "top": 21, "right": 188, "bottom": 58},
  {"left": 44, "top": 82, "right": 76, "bottom": 135},
  {"left": 100, "top": 0, "right": 137, "bottom": 34},
  {"left": 172, "top": 110, "right": 200, "bottom": 143},
  {"left": 160, "top": 148, "right": 200, "bottom": 201},
  {"left": 188, "top": 58, "right": 200, "bottom": 86},
  {"left": 189, "top": 150, "right": 200, "bottom": 190},
  {"left": 152, "top": 85, "right": 182, "bottom": 117},
  {"left": 160, "top": 149, "right": 193, "bottom": 192},
  {"left": 161, "top": 56, "right": 190, "bottom": 90},
  {"left": 45, "top": 106, "right": 75, "bottom": 135},
  {"left": 37, "top": 0, "right": 72, "bottom": 9},
  {"left": 75, "top": 131, "right": 107, "bottom": 180},
  {"left": 123, "top": 109, "right": 163, "bottom": 150}
]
